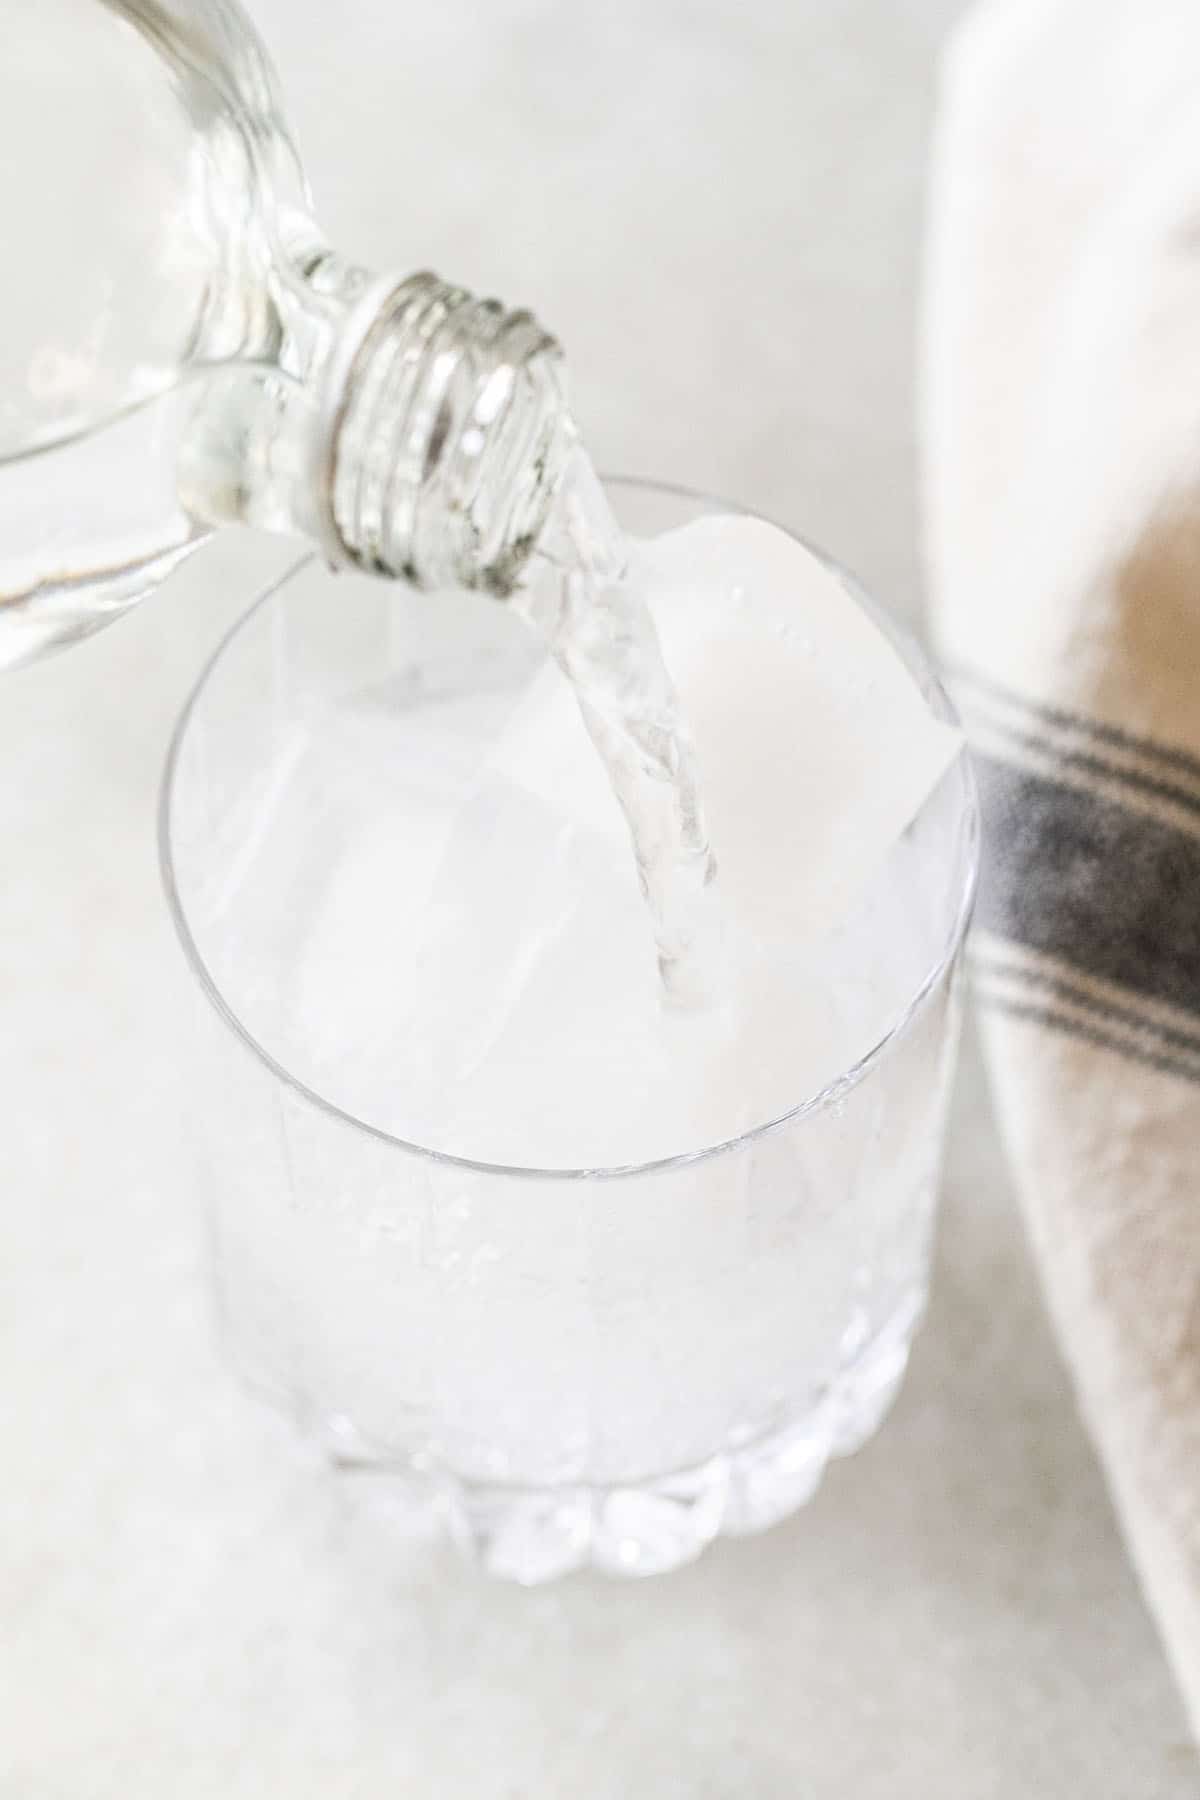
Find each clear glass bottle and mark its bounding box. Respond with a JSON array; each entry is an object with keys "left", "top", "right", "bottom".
[{"left": 0, "top": 0, "right": 572, "bottom": 670}]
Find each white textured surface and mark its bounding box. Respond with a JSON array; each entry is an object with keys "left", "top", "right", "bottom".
[{"left": 0, "top": 2, "right": 1193, "bottom": 1792}]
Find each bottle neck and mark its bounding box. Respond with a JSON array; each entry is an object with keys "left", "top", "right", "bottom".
[
  {"left": 317, "top": 271, "right": 574, "bottom": 596},
  {"left": 180, "top": 261, "right": 575, "bottom": 597}
]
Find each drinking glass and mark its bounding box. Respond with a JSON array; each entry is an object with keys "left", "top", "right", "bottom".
[{"left": 160, "top": 478, "right": 978, "bottom": 1582}]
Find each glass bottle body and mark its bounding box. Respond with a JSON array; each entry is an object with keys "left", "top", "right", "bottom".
[{"left": 0, "top": 0, "right": 568, "bottom": 667}]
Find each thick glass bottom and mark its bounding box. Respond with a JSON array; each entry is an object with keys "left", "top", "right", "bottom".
[{"left": 312, "top": 1296, "right": 925, "bottom": 1585}]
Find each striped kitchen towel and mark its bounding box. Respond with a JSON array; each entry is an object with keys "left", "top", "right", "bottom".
[{"left": 923, "top": 0, "right": 1200, "bottom": 1738}]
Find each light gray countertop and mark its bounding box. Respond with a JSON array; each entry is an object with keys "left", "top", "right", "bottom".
[{"left": 1, "top": 3, "right": 1193, "bottom": 1792}]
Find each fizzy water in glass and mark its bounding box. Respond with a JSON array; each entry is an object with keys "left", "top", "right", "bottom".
[{"left": 161, "top": 479, "right": 977, "bottom": 1582}]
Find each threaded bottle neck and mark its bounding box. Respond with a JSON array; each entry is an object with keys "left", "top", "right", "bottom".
[{"left": 317, "top": 271, "right": 574, "bottom": 595}]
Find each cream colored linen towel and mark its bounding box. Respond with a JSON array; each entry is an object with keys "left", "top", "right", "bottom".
[{"left": 924, "top": 0, "right": 1200, "bottom": 1736}]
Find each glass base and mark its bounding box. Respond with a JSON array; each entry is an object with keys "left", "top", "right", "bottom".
[{"left": 317, "top": 1300, "right": 925, "bottom": 1584}]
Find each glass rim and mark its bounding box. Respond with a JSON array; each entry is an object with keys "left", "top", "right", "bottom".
[{"left": 159, "top": 474, "right": 980, "bottom": 1185}]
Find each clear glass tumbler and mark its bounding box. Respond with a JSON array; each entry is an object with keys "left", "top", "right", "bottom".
[{"left": 160, "top": 479, "right": 978, "bottom": 1582}]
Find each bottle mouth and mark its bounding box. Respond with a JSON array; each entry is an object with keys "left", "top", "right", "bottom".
[{"left": 316, "top": 271, "right": 573, "bottom": 595}]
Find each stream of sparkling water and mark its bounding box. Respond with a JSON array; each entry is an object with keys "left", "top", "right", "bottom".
[{"left": 514, "top": 450, "right": 721, "bottom": 1008}]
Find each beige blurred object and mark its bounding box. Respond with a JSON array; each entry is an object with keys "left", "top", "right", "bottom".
[{"left": 924, "top": 0, "right": 1200, "bottom": 1745}]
